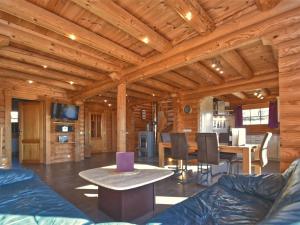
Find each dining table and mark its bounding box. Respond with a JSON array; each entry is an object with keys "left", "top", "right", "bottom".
[{"left": 158, "top": 141, "right": 261, "bottom": 175}]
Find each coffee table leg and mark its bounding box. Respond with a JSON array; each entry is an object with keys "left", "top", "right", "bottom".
[{"left": 98, "top": 183, "right": 155, "bottom": 221}]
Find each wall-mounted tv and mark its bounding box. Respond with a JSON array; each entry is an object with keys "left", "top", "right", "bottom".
[{"left": 51, "top": 103, "right": 79, "bottom": 120}]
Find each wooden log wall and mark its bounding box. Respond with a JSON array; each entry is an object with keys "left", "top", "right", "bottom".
[
  {"left": 278, "top": 37, "right": 300, "bottom": 171},
  {"left": 174, "top": 97, "right": 201, "bottom": 142}
]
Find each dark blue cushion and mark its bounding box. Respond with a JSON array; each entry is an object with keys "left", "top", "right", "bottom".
[
  {"left": 218, "top": 173, "right": 286, "bottom": 201},
  {"left": 0, "top": 168, "right": 35, "bottom": 186}
]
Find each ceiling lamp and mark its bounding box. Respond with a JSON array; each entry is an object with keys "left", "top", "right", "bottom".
[
  {"left": 254, "top": 92, "right": 258, "bottom": 96},
  {"left": 42, "top": 65, "right": 48, "bottom": 69},
  {"left": 142, "top": 36, "right": 149, "bottom": 44},
  {"left": 211, "top": 58, "right": 224, "bottom": 74},
  {"left": 104, "top": 99, "right": 108, "bottom": 103},
  {"left": 108, "top": 103, "right": 112, "bottom": 107},
  {"left": 68, "top": 34, "right": 76, "bottom": 40},
  {"left": 69, "top": 81, "right": 74, "bottom": 85},
  {"left": 185, "top": 11, "right": 192, "bottom": 21},
  {"left": 27, "top": 80, "right": 34, "bottom": 84}
]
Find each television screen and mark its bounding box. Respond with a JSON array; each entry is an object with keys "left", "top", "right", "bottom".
[{"left": 51, "top": 103, "right": 79, "bottom": 120}]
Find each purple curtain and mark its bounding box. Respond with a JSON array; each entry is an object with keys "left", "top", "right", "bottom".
[
  {"left": 269, "top": 101, "right": 279, "bottom": 128},
  {"left": 235, "top": 105, "right": 243, "bottom": 128}
]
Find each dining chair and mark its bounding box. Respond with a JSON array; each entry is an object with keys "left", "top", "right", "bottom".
[
  {"left": 231, "top": 132, "right": 272, "bottom": 175},
  {"left": 218, "top": 132, "right": 238, "bottom": 174},
  {"left": 170, "top": 133, "right": 196, "bottom": 183},
  {"left": 195, "top": 133, "right": 221, "bottom": 183}
]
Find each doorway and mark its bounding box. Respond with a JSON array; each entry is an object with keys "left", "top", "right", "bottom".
[{"left": 11, "top": 98, "right": 44, "bottom": 165}]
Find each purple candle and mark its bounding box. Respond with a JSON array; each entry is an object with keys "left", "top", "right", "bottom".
[{"left": 116, "top": 152, "right": 134, "bottom": 172}]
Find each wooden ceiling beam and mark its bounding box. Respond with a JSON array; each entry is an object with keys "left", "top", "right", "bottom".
[
  {"left": 141, "top": 78, "right": 180, "bottom": 93},
  {"left": 73, "top": 80, "right": 117, "bottom": 100},
  {"left": 0, "top": 0, "right": 142, "bottom": 64},
  {"left": 160, "top": 71, "right": 199, "bottom": 89},
  {"left": 166, "top": 0, "right": 215, "bottom": 34},
  {"left": 187, "top": 62, "right": 223, "bottom": 84},
  {"left": 0, "top": 68, "right": 77, "bottom": 90},
  {"left": 126, "top": 90, "right": 159, "bottom": 101},
  {"left": 0, "top": 22, "right": 120, "bottom": 72},
  {"left": 261, "top": 88, "right": 270, "bottom": 96},
  {"left": 119, "top": 2, "right": 300, "bottom": 82},
  {"left": 0, "top": 34, "right": 9, "bottom": 48},
  {"left": 256, "top": 0, "right": 281, "bottom": 11},
  {"left": 232, "top": 92, "right": 247, "bottom": 99},
  {"left": 0, "top": 47, "right": 106, "bottom": 81},
  {"left": 221, "top": 50, "right": 253, "bottom": 79},
  {"left": 127, "top": 84, "right": 166, "bottom": 97},
  {"left": 72, "top": 0, "right": 171, "bottom": 53},
  {"left": 0, "top": 58, "right": 93, "bottom": 86},
  {"left": 182, "top": 72, "right": 278, "bottom": 99}
]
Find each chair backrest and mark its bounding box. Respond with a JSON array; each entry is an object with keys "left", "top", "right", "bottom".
[
  {"left": 260, "top": 132, "right": 272, "bottom": 167},
  {"left": 196, "top": 133, "right": 219, "bottom": 165},
  {"left": 218, "top": 133, "right": 229, "bottom": 144},
  {"left": 161, "top": 133, "right": 171, "bottom": 143},
  {"left": 170, "top": 133, "right": 188, "bottom": 160}
]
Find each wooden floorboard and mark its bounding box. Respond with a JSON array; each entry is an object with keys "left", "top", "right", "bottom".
[{"left": 23, "top": 153, "right": 279, "bottom": 223}]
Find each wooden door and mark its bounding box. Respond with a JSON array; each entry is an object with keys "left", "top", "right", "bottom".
[
  {"left": 19, "top": 101, "right": 43, "bottom": 163},
  {"left": 88, "top": 112, "right": 103, "bottom": 153}
]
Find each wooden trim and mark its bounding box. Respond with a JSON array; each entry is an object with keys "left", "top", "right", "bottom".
[
  {"left": 4, "top": 89, "right": 12, "bottom": 167},
  {"left": 72, "top": 0, "right": 172, "bottom": 53},
  {"left": 0, "top": 0, "right": 143, "bottom": 65}
]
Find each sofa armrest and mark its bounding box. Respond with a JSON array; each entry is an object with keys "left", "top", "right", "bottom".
[
  {"left": 218, "top": 174, "right": 286, "bottom": 201},
  {"left": 0, "top": 168, "right": 35, "bottom": 186}
]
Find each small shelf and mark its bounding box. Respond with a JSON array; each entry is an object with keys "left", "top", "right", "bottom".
[
  {"left": 55, "top": 142, "right": 76, "bottom": 144},
  {"left": 52, "top": 121, "right": 76, "bottom": 124}
]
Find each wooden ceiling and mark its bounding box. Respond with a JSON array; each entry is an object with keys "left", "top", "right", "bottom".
[{"left": 0, "top": 0, "right": 298, "bottom": 105}]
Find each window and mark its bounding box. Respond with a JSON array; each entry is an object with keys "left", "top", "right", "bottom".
[
  {"left": 242, "top": 108, "right": 269, "bottom": 125},
  {"left": 90, "top": 113, "right": 101, "bottom": 138},
  {"left": 11, "top": 111, "right": 18, "bottom": 123}
]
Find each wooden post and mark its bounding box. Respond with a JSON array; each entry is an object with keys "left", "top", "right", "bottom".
[
  {"left": 117, "top": 82, "right": 126, "bottom": 152},
  {"left": 44, "top": 98, "right": 51, "bottom": 164}
]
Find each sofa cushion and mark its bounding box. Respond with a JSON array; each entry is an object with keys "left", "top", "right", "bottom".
[
  {"left": 146, "top": 183, "right": 272, "bottom": 225},
  {"left": 258, "top": 159, "right": 300, "bottom": 225},
  {"left": 218, "top": 173, "right": 286, "bottom": 201},
  {"left": 0, "top": 168, "right": 35, "bottom": 186},
  {"left": 0, "top": 170, "right": 93, "bottom": 225}
]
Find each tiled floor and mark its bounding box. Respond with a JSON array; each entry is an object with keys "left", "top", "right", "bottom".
[{"left": 24, "top": 153, "right": 279, "bottom": 224}]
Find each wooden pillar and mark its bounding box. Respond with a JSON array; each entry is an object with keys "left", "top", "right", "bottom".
[
  {"left": 117, "top": 82, "right": 126, "bottom": 152},
  {"left": 4, "top": 90, "right": 12, "bottom": 167},
  {"left": 44, "top": 98, "right": 51, "bottom": 164},
  {"left": 75, "top": 102, "right": 84, "bottom": 161},
  {"left": 278, "top": 38, "right": 300, "bottom": 171}
]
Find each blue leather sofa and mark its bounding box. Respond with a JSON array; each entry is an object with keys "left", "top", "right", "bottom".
[{"left": 147, "top": 159, "right": 300, "bottom": 225}]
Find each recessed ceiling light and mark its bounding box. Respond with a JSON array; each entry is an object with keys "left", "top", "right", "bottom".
[
  {"left": 42, "top": 65, "right": 47, "bottom": 69},
  {"left": 142, "top": 36, "right": 149, "bottom": 44},
  {"left": 69, "top": 81, "right": 74, "bottom": 85},
  {"left": 152, "top": 93, "right": 155, "bottom": 97},
  {"left": 216, "top": 67, "right": 220, "bottom": 71},
  {"left": 211, "top": 63, "right": 216, "bottom": 68},
  {"left": 185, "top": 11, "right": 192, "bottom": 21},
  {"left": 108, "top": 103, "right": 112, "bottom": 107},
  {"left": 68, "top": 34, "right": 76, "bottom": 40},
  {"left": 220, "top": 70, "right": 224, "bottom": 74},
  {"left": 27, "top": 80, "right": 34, "bottom": 84},
  {"left": 260, "top": 96, "right": 264, "bottom": 99},
  {"left": 258, "top": 93, "right": 262, "bottom": 98},
  {"left": 254, "top": 92, "right": 258, "bottom": 96},
  {"left": 104, "top": 99, "right": 108, "bottom": 103}
]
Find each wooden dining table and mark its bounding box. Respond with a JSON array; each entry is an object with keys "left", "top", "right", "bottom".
[{"left": 158, "top": 142, "right": 261, "bottom": 175}]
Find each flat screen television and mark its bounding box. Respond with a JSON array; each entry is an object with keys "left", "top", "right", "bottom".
[{"left": 51, "top": 103, "right": 79, "bottom": 120}]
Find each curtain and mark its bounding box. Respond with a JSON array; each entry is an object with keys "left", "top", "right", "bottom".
[
  {"left": 269, "top": 101, "right": 279, "bottom": 128},
  {"left": 235, "top": 105, "right": 243, "bottom": 128}
]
